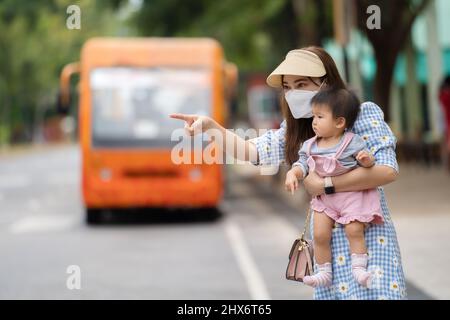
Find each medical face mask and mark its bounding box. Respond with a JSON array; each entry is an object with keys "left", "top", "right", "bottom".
[
  {"left": 284, "top": 90, "right": 317, "bottom": 119},
  {"left": 284, "top": 81, "right": 324, "bottom": 119}
]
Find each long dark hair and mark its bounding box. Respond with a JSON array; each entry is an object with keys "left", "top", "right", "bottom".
[{"left": 282, "top": 46, "right": 347, "bottom": 165}]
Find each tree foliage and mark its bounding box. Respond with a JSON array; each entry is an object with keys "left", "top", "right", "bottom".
[
  {"left": 0, "top": 0, "right": 432, "bottom": 144},
  {"left": 125, "top": 0, "right": 333, "bottom": 71},
  {"left": 355, "top": 0, "right": 431, "bottom": 120},
  {"left": 0, "top": 0, "right": 119, "bottom": 143}
]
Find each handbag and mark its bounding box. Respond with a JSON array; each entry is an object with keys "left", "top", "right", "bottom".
[{"left": 286, "top": 206, "right": 314, "bottom": 282}]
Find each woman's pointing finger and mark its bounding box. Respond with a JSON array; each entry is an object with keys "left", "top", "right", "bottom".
[{"left": 169, "top": 113, "right": 195, "bottom": 123}]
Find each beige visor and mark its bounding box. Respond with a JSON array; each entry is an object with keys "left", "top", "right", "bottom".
[{"left": 266, "top": 49, "right": 326, "bottom": 88}]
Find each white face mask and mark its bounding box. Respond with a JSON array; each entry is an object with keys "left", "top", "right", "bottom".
[
  {"left": 284, "top": 81, "right": 325, "bottom": 119},
  {"left": 284, "top": 89, "right": 317, "bottom": 119}
]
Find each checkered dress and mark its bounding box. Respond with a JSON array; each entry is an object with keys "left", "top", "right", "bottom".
[{"left": 252, "top": 102, "right": 407, "bottom": 300}]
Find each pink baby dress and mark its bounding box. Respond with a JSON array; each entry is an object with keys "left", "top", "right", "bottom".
[{"left": 306, "top": 132, "right": 384, "bottom": 225}]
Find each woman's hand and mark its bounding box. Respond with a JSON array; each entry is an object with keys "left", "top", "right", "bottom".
[
  {"left": 303, "top": 171, "right": 325, "bottom": 197},
  {"left": 169, "top": 113, "right": 213, "bottom": 136},
  {"left": 169, "top": 113, "right": 258, "bottom": 163}
]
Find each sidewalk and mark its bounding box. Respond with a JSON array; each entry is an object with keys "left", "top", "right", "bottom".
[{"left": 383, "top": 164, "right": 450, "bottom": 300}]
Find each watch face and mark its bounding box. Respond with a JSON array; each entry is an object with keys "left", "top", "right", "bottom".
[{"left": 324, "top": 186, "right": 335, "bottom": 194}]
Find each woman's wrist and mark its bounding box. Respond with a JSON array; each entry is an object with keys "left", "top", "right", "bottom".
[
  {"left": 303, "top": 171, "right": 326, "bottom": 197},
  {"left": 204, "top": 116, "right": 216, "bottom": 131}
]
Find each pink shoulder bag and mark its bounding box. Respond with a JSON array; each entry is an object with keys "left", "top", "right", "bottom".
[{"left": 286, "top": 206, "right": 314, "bottom": 282}]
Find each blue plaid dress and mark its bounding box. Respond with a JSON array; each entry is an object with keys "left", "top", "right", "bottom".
[{"left": 251, "top": 102, "right": 407, "bottom": 300}]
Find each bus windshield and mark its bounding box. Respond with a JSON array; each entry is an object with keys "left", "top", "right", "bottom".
[{"left": 90, "top": 67, "right": 211, "bottom": 148}]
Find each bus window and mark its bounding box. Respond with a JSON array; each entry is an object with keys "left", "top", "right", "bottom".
[{"left": 90, "top": 67, "right": 212, "bottom": 148}]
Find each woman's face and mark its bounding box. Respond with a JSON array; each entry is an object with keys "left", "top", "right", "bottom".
[{"left": 282, "top": 75, "right": 322, "bottom": 92}]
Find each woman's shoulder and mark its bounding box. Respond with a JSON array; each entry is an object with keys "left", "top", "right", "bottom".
[
  {"left": 358, "top": 101, "right": 385, "bottom": 119},
  {"left": 353, "top": 101, "right": 386, "bottom": 131}
]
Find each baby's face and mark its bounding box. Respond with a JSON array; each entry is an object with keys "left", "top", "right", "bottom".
[{"left": 311, "top": 104, "right": 345, "bottom": 138}]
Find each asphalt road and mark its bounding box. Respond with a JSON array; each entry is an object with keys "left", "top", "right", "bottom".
[{"left": 0, "top": 145, "right": 432, "bottom": 299}]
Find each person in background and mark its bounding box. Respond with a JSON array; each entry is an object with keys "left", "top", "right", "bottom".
[{"left": 439, "top": 75, "right": 450, "bottom": 172}]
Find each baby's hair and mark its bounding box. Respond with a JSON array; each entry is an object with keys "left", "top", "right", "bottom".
[{"left": 311, "top": 88, "right": 361, "bottom": 129}]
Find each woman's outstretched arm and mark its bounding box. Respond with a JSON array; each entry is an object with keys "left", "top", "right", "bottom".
[{"left": 169, "top": 113, "right": 259, "bottom": 163}]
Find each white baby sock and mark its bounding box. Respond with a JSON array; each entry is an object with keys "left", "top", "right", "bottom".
[
  {"left": 303, "top": 262, "right": 332, "bottom": 288},
  {"left": 351, "top": 253, "right": 373, "bottom": 288}
]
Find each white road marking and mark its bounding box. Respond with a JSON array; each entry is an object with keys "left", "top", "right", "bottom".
[
  {"left": 9, "top": 214, "right": 77, "bottom": 234},
  {"left": 222, "top": 187, "right": 303, "bottom": 248},
  {"left": 224, "top": 219, "right": 271, "bottom": 300},
  {"left": 0, "top": 175, "right": 31, "bottom": 189},
  {"left": 246, "top": 197, "right": 303, "bottom": 245}
]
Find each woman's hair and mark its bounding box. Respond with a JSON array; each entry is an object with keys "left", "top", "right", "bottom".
[
  {"left": 311, "top": 88, "right": 361, "bottom": 130},
  {"left": 282, "top": 46, "right": 347, "bottom": 165}
]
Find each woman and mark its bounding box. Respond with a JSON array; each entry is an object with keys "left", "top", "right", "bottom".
[{"left": 170, "top": 46, "right": 407, "bottom": 300}]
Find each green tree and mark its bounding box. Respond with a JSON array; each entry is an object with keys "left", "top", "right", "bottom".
[
  {"left": 354, "top": 0, "right": 431, "bottom": 120},
  {"left": 0, "top": 0, "right": 122, "bottom": 144},
  {"left": 121, "top": 0, "right": 334, "bottom": 71}
]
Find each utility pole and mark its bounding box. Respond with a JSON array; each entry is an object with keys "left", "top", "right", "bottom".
[
  {"left": 425, "top": 0, "right": 444, "bottom": 143},
  {"left": 333, "top": 0, "right": 352, "bottom": 83}
]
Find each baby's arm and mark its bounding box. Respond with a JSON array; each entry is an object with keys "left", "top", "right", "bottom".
[
  {"left": 285, "top": 166, "right": 305, "bottom": 194},
  {"left": 356, "top": 150, "right": 375, "bottom": 168},
  {"left": 285, "top": 143, "right": 309, "bottom": 194}
]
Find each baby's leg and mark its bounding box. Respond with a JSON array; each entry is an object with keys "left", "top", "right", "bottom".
[
  {"left": 344, "top": 221, "right": 367, "bottom": 254},
  {"left": 344, "top": 221, "right": 372, "bottom": 288},
  {"left": 303, "top": 211, "right": 335, "bottom": 288},
  {"left": 312, "top": 212, "right": 335, "bottom": 264}
]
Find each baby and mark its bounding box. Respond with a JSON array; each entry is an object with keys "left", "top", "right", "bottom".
[{"left": 285, "top": 88, "right": 384, "bottom": 289}]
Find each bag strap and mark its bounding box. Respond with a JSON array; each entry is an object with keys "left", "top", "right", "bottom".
[
  {"left": 300, "top": 205, "right": 312, "bottom": 241},
  {"left": 306, "top": 136, "right": 318, "bottom": 157},
  {"left": 304, "top": 242, "right": 314, "bottom": 274}
]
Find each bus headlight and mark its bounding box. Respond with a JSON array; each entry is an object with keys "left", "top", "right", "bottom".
[
  {"left": 189, "top": 169, "right": 202, "bottom": 182},
  {"left": 100, "top": 168, "right": 112, "bottom": 181}
]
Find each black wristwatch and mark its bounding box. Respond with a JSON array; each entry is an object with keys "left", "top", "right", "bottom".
[{"left": 324, "top": 176, "right": 335, "bottom": 195}]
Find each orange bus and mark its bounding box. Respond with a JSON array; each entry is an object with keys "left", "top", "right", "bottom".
[{"left": 58, "top": 37, "right": 237, "bottom": 223}]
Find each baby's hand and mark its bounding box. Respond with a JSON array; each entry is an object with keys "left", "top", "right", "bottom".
[
  {"left": 356, "top": 150, "right": 375, "bottom": 168},
  {"left": 285, "top": 170, "right": 299, "bottom": 195}
]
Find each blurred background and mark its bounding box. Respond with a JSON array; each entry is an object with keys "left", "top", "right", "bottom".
[{"left": 0, "top": 0, "right": 449, "bottom": 300}]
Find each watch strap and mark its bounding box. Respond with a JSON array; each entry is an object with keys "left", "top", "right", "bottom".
[
  {"left": 324, "top": 176, "right": 335, "bottom": 194},
  {"left": 324, "top": 176, "right": 333, "bottom": 188}
]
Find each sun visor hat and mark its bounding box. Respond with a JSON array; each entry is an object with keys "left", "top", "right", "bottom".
[{"left": 266, "top": 49, "right": 326, "bottom": 88}]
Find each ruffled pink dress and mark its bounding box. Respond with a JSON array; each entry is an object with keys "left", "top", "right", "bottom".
[{"left": 307, "top": 132, "right": 384, "bottom": 225}]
